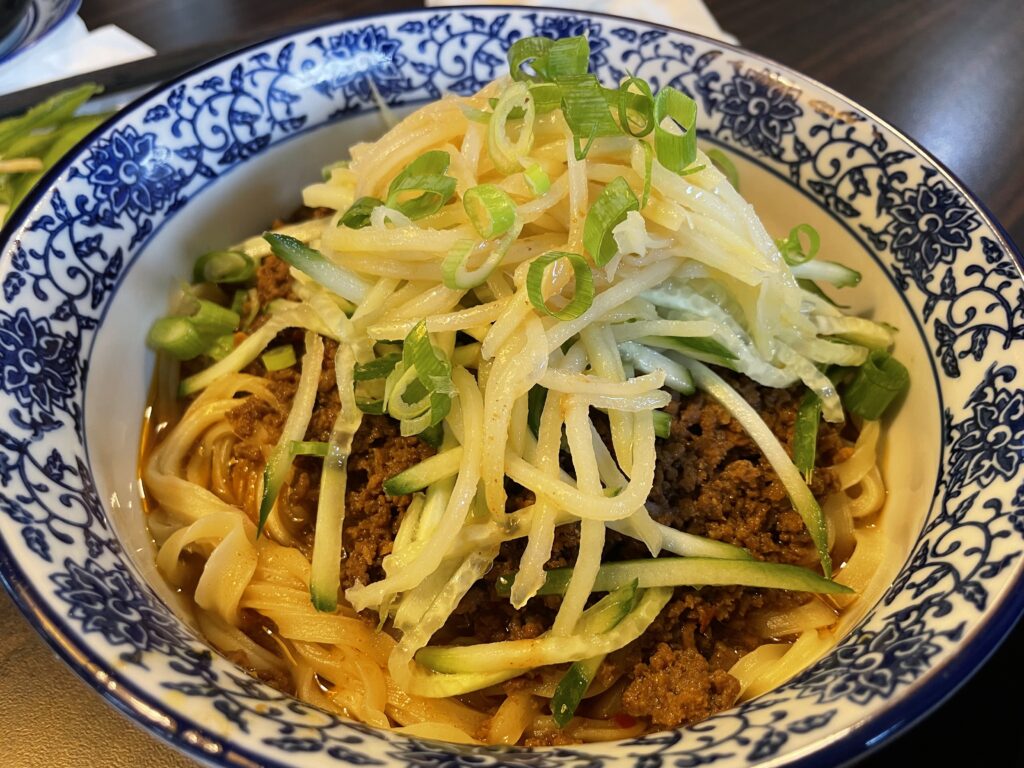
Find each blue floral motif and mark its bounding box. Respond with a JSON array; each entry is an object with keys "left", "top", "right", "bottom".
[
  {"left": 82, "top": 126, "right": 184, "bottom": 216},
  {"left": 0, "top": 308, "right": 77, "bottom": 415},
  {"left": 949, "top": 375, "right": 1024, "bottom": 488},
  {"left": 310, "top": 25, "right": 408, "bottom": 102},
  {"left": 714, "top": 69, "right": 801, "bottom": 159},
  {"left": 797, "top": 623, "right": 944, "bottom": 705},
  {"left": 0, "top": 9, "right": 1021, "bottom": 768},
  {"left": 51, "top": 559, "right": 185, "bottom": 656},
  {"left": 886, "top": 178, "right": 980, "bottom": 275}
]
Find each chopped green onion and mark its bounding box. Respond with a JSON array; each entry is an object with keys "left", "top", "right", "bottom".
[
  {"left": 639, "top": 141, "right": 653, "bottom": 208},
  {"left": 442, "top": 220, "right": 522, "bottom": 290},
  {"left": 262, "top": 345, "right": 297, "bottom": 371},
  {"left": 488, "top": 82, "right": 536, "bottom": 175},
  {"left": 289, "top": 440, "right": 330, "bottom": 457},
  {"left": 559, "top": 75, "right": 621, "bottom": 160},
  {"left": 526, "top": 251, "right": 595, "bottom": 321},
  {"left": 507, "top": 36, "right": 555, "bottom": 82},
  {"left": 706, "top": 148, "right": 740, "bottom": 190},
  {"left": 843, "top": 351, "right": 909, "bottom": 420},
  {"left": 388, "top": 321, "right": 454, "bottom": 433},
  {"left": 653, "top": 410, "right": 672, "bottom": 439},
  {"left": 146, "top": 317, "right": 209, "bottom": 360},
  {"left": 793, "top": 391, "right": 821, "bottom": 484},
  {"left": 463, "top": 184, "right": 516, "bottom": 238},
  {"left": 187, "top": 298, "right": 240, "bottom": 338},
  {"left": 527, "top": 82, "right": 563, "bottom": 114},
  {"left": 356, "top": 398, "right": 386, "bottom": 415},
  {"left": 653, "top": 87, "right": 697, "bottom": 173},
  {"left": 340, "top": 196, "right": 384, "bottom": 229},
  {"left": 495, "top": 557, "right": 853, "bottom": 598},
  {"left": 192, "top": 250, "right": 256, "bottom": 284},
  {"left": 545, "top": 36, "right": 590, "bottom": 79},
  {"left": 263, "top": 232, "right": 369, "bottom": 303},
  {"left": 386, "top": 150, "right": 456, "bottom": 219},
  {"left": 354, "top": 352, "right": 402, "bottom": 381},
  {"left": 419, "top": 421, "right": 445, "bottom": 449},
  {"left": 524, "top": 162, "right": 551, "bottom": 195},
  {"left": 583, "top": 176, "right": 640, "bottom": 266},
  {"left": 776, "top": 224, "right": 821, "bottom": 265},
  {"left": 616, "top": 77, "right": 655, "bottom": 138}
]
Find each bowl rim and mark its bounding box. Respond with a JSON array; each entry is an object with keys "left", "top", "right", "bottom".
[
  {"left": 0, "top": 0, "right": 83, "bottom": 69},
  {"left": 0, "top": 5, "right": 1022, "bottom": 767}
]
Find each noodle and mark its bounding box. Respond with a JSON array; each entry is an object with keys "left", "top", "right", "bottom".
[{"left": 141, "top": 36, "right": 904, "bottom": 746}]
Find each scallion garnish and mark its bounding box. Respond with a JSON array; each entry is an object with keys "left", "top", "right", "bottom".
[
  {"left": 793, "top": 391, "right": 821, "bottom": 483},
  {"left": 386, "top": 150, "right": 457, "bottom": 220},
  {"left": 354, "top": 352, "right": 402, "bottom": 381},
  {"left": 192, "top": 250, "right": 256, "bottom": 284},
  {"left": 615, "top": 77, "right": 655, "bottom": 138},
  {"left": 776, "top": 223, "right": 821, "bottom": 265},
  {"left": 146, "top": 317, "right": 209, "bottom": 360},
  {"left": 262, "top": 345, "right": 297, "bottom": 371},
  {"left": 488, "top": 82, "right": 536, "bottom": 174},
  {"left": 653, "top": 87, "right": 698, "bottom": 173},
  {"left": 584, "top": 176, "right": 640, "bottom": 266},
  {"left": 340, "top": 196, "right": 384, "bottom": 229},
  {"left": 524, "top": 162, "right": 551, "bottom": 196},
  {"left": 843, "top": 351, "right": 909, "bottom": 420},
  {"left": 526, "top": 251, "right": 595, "bottom": 320},
  {"left": 559, "top": 74, "right": 621, "bottom": 159},
  {"left": 385, "top": 321, "right": 455, "bottom": 435},
  {"left": 463, "top": 184, "right": 516, "bottom": 238}
]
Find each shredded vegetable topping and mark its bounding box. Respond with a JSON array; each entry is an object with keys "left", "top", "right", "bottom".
[{"left": 145, "top": 34, "right": 908, "bottom": 736}]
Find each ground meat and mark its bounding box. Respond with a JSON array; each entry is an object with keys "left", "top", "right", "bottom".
[
  {"left": 203, "top": 236, "right": 848, "bottom": 736},
  {"left": 621, "top": 645, "right": 739, "bottom": 727}
]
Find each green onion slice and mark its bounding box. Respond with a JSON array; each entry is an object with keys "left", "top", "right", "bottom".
[
  {"left": 527, "top": 251, "right": 595, "bottom": 321},
  {"left": 776, "top": 223, "right": 821, "bottom": 266},
  {"left": 187, "top": 298, "right": 240, "bottom": 338},
  {"left": 463, "top": 184, "right": 516, "bottom": 238},
  {"left": 559, "top": 75, "right": 621, "bottom": 160},
  {"left": 616, "top": 77, "right": 655, "bottom": 138},
  {"left": 192, "top": 250, "right": 256, "bottom": 284},
  {"left": 508, "top": 36, "right": 555, "bottom": 82},
  {"left": 545, "top": 36, "right": 590, "bottom": 79},
  {"left": 389, "top": 321, "right": 455, "bottom": 432},
  {"left": 262, "top": 345, "right": 297, "bottom": 371},
  {"left": 340, "top": 196, "right": 384, "bottom": 229},
  {"left": 386, "top": 150, "right": 457, "bottom": 220},
  {"left": 523, "top": 162, "right": 551, "bottom": 195},
  {"left": 583, "top": 176, "right": 640, "bottom": 266},
  {"left": 146, "top": 317, "right": 208, "bottom": 361},
  {"left": 843, "top": 351, "right": 909, "bottom": 420},
  {"left": 653, "top": 87, "right": 698, "bottom": 173},
  {"left": 706, "top": 148, "right": 740, "bottom": 190},
  {"left": 488, "top": 81, "right": 536, "bottom": 175}
]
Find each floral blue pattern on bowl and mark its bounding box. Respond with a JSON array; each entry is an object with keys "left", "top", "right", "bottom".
[{"left": 0, "top": 9, "right": 1021, "bottom": 767}]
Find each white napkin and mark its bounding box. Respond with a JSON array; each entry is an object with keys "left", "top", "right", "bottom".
[
  {"left": 423, "top": 0, "right": 738, "bottom": 44},
  {"left": 0, "top": 16, "right": 155, "bottom": 96}
]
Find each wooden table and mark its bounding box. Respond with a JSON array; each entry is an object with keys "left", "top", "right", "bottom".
[{"left": 0, "top": 1, "right": 1021, "bottom": 766}]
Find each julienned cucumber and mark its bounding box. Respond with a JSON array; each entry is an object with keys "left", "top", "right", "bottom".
[
  {"left": 383, "top": 447, "right": 463, "bottom": 496},
  {"left": 495, "top": 557, "right": 852, "bottom": 598},
  {"left": 415, "top": 587, "right": 671, "bottom": 674},
  {"left": 550, "top": 580, "right": 639, "bottom": 727},
  {"left": 790, "top": 260, "right": 861, "bottom": 288}
]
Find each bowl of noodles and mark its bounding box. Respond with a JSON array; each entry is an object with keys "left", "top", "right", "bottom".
[{"left": 1, "top": 8, "right": 1022, "bottom": 767}]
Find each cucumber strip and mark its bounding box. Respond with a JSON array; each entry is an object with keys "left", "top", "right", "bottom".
[
  {"left": 637, "top": 334, "right": 738, "bottom": 363},
  {"left": 415, "top": 587, "right": 671, "bottom": 674},
  {"left": 793, "top": 391, "right": 821, "bottom": 484},
  {"left": 652, "top": 410, "right": 671, "bottom": 438},
  {"left": 289, "top": 440, "right": 329, "bottom": 457},
  {"left": 258, "top": 333, "right": 325, "bottom": 536},
  {"left": 495, "top": 557, "right": 852, "bottom": 598},
  {"left": 310, "top": 343, "right": 362, "bottom": 612},
  {"left": 790, "top": 260, "right": 861, "bottom": 288},
  {"left": 681, "top": 358, "right": 832, "bottom": 576},
  {"left": 383, "top": 447, "right": 464, "bottom": 496},
  {"left": 550, "top": 580, "right": 639, "bottom": 727}
]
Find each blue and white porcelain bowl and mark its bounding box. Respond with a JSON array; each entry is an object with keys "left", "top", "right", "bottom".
[{"left": 1, "top": 8, "right": 1021, "bottom": 767}]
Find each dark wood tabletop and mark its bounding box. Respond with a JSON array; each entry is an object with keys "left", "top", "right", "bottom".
[{"left": 10, "top": 1, "right": 1024, "bottom": 766}]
